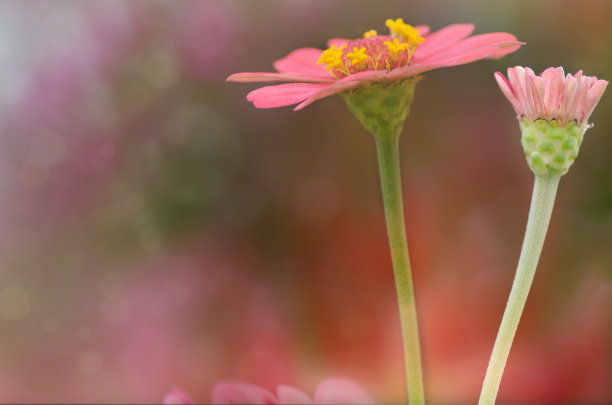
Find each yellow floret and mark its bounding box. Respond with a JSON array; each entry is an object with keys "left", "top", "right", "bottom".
[
  {"left": 346, "top": 47, "right": 369, "bottom": 68},
  {"left": 384, "top": 38, "right": 410, "bottom": 56},
  {"left": 385, "top": 18, "right": 426, "bottom": 47},
  {"left": 317, "top": 45, "right": 346, "bottom": 71},
  {"left": 363, "top": 29, "right": 378, "bottom": 38}
]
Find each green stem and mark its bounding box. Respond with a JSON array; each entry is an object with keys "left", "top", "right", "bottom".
[
  {"left": 478, "top": 173, "right": 561, "bottom": 405},
  {"left": 374, "top": 132, "right": 425, "bottom": 405}
]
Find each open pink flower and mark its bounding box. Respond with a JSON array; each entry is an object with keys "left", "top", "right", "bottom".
[
  {"left": 227, "top": 19, "right": 522, "bottom": 110},
  {"left": 164, "top": 378, "right": 374, "bottom": 404},
  {"left": 494, "top": 66, "right": 608, "bottom": 125}
]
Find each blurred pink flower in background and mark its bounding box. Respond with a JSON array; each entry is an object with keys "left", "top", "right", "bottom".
[
  {"left": 165, "top": 377, "right": 374, "bottom": 404},
  {"left": 171, "top": 0, "right": 240, "bottom": 78},
  {"left": 0, "top": 0, "right": 241, "bottom": 233},
  {"left": 0, "top": 1, "right": 139, "bottom": 228},
  {"left": 164, "top": 387, "right": 193, "bottom": 404}
]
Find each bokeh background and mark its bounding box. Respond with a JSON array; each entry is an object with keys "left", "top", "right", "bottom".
[{"left": 0, "top": 0, "right": 610, "bottom": 403}]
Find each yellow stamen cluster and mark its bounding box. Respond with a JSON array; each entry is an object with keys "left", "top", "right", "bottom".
[
  {"left": 317, "top": 44, "right": 346, "bottom": 71},
  {"left": 384, "top": 38, "right": 410, "bottom": 56},
  {"left": 385, "top": 18, "right": 425, "bottom": 46},
  {"left": 317, "top": 18, "right": 426, "bottom": 77},
  {"left": 346, "top": 47, "right": 369, "bottom": 68}
]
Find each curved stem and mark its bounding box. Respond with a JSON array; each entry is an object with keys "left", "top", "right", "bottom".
[
  {"left": 478, "top": 173, "right": 561, "bottom": 405},
  {"left": 374, "top": 132, "right": 425, "bottom": 405}
]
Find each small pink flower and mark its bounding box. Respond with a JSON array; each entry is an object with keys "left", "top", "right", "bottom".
[
  {"left": 227, "top": 19, "right": 522, "bottom": 110},
  {"left": 165, "top": 378, "right": 374, "bottom": 404},
  {"left": 494, "top": 66, "right": 608, "bottom": 125}
]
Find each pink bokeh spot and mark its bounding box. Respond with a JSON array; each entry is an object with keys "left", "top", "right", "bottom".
[
  {"left": 164, "top": 388, "right": 194, "bottom": 404},
  {"left": 312, "top": 378, "right": 375, "bottom": 404},
  {"left": 166, "top": 378, "right": 374, "bottom": 404},
  {"left": 227, "top": 22, "right": 522, "bottom": 110},
  {"left": 495, "top": 66, "right": 608, "bottom": 125},
  {"left": 212, "top": 380, "right": 278, "bottom": 404}
]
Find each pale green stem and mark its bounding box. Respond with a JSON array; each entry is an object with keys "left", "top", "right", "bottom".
[
  {"left": 374, "top": 132, "right": 425, "bottom": 405},
  {"left": 478, "top": 173, "right": 561, "bottom": 405}
]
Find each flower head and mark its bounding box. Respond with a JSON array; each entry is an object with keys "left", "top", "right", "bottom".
[
  {"left": 227, "top": 19, "right": 522, "bottom": 111},
  {"left": 495, "top": 67, "right": 608, "bottom": 175},
  {"left": 164, "top": 378, "right": 374, "bottom": 404},
  {"left": 495, "top": 66, "right": 608, "bottom": 126}
]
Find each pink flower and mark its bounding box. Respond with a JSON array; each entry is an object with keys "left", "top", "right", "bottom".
[
  {"left": 227, "top": 19, "right": 522, "bottom": 110},
  {"left": 165, "top": 378, "right": 374, "bottom": 404},
  {"left": 494, "top": 66, "right": 608, "bottom": 125}
]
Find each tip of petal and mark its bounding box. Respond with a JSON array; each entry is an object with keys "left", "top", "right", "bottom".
[
  {"left": 226, "top": 73, "right": 241, "bottom": 82},
  {"left": 497, "top": 40, "right": 526, "bottom": 48}
]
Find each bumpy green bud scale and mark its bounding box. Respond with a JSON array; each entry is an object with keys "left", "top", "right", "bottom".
[
  {"left": 341, "top": 78, "right": 419, "bottom": 138},
  {"left": 520, "top": 118, "right": 587, "bottom": 176}
]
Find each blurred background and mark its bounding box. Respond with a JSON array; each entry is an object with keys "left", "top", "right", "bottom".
[{"left": 0, "top": 0, "right": 610, "bottom": 403}]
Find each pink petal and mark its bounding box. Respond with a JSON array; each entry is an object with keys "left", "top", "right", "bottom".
[
  {"left": 494, "top": 72, "right": 522, "bottom": 114},
  {"left": 227, "top": 72, "right": 333, "bottom": 83},
  {"left": 415, "top": 46, "right": 521, "bottom": 71},
  {"left": 569, "top": 71, "right": 584, "bottom": 117},
  {"left": 385, "top": 63, "right": 439, "bottom": 80},
  {"left": 449, "top": 46, "right": 518, "bottom": 64},
  {"left": 273, "top": 48, "right": 330, "bottom": 78},
  {"left": 541, "top": 67, "right": 565, "bottom": 118},
  {"left": 211, "top": 380, "right": 277, "bottom": 405},
  {"left": 247, "top": 83, "right": 332, "bottom": 109},
  {"left": 583, "top": 80, "right": 608, "bottom": 122},
  {"left": 294, "top": 80, "right": 361, "bottom": 110},
  {"left": 526, "top": 72, "right": 545, "bottom": 118},
  {"left": 276, "top": 385, "right": 312, "bottom": 404},
  {"left": 313, "top": 378, "right": 374, "bottom": 404},
  {"left": 414, "top": 25, "right": 430, "bottom": 36},
  {"left": 420, "top": 33, "right": 522, "bottom": 65},
  {"left": 560, "top": 74, "right": 578, "bottom": 122},
  {"left": 508, "top": 67, "right": 531, "bottom": 117},
  {"left": 164, "top": 388, "right": 193, "bottom": 405},
  {"left": 341, "top": 70, "right": 387, "bottom": 82},
  {"left": 413, "top": 24, "right": 475, "bottom": 60},
  {"left": 327, "top": 38, "right": 350, "bottom": 48},
  {"left": 485, "top": 43, "right": 523, "bottom": 60},
  {"left": 419, "top": 45, "right": 517, "bottom": 70},
  {"left": 574, "top": 76, "right": 592, "bottom": 122},
  {"left": 450, "top": 32, "right": 520, "bottom": 52}
]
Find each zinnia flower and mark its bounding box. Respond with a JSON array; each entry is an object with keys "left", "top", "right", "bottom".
[
  {"left": 227, "top": 19, "right": 522, "bottom": 110},
  {"left": 494, "top": 67, "right": 608, "bottom": 174},
  {"left": 164, "top": 378, "right": 374, "bottom": 404}
]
